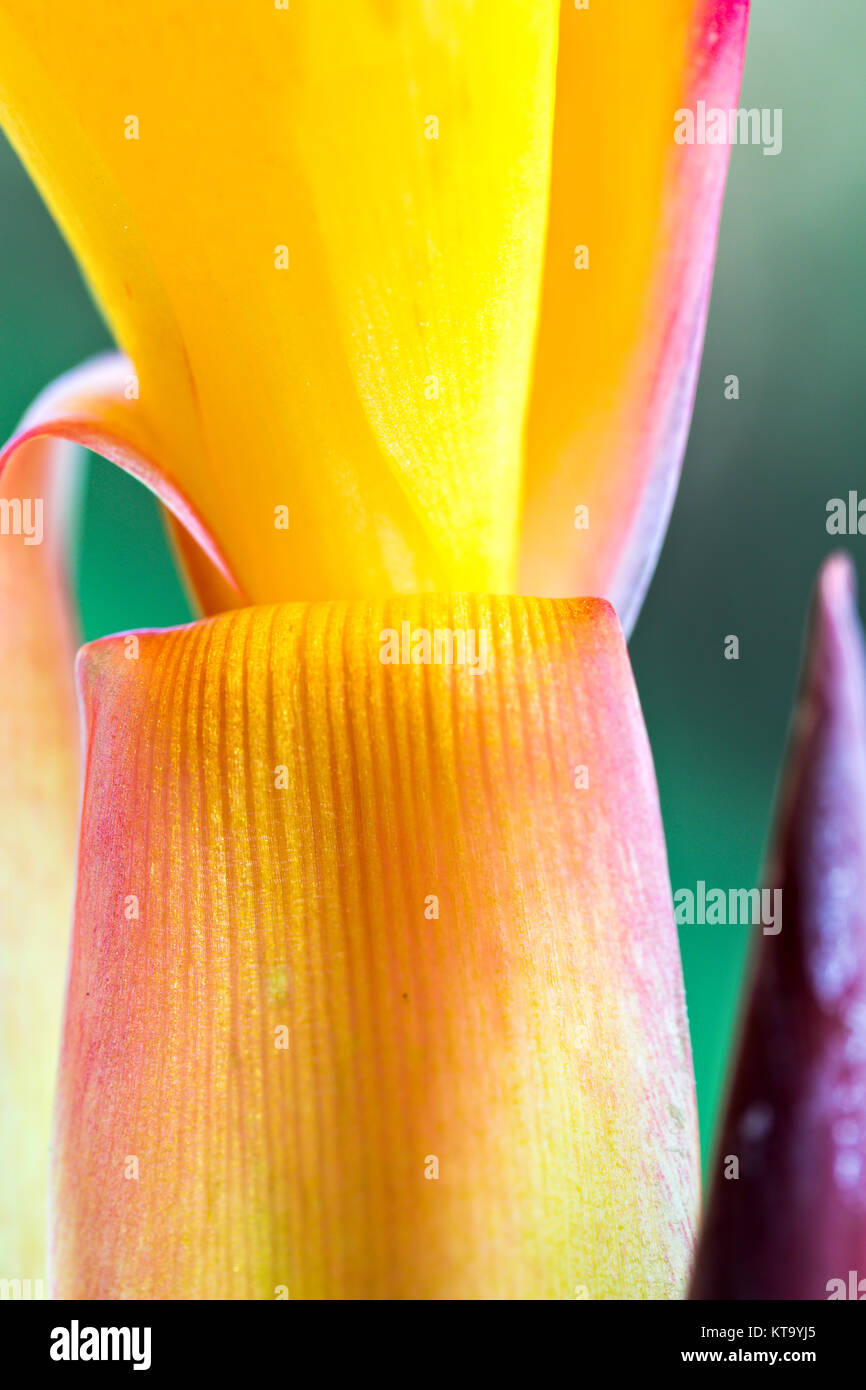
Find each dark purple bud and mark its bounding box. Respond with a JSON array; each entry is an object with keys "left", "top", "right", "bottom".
[{"left": 691, "top": 553, "right": 866, "bottom": 1300}]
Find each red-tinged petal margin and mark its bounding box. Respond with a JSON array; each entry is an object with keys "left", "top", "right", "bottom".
[
  {"left": 0, "top": 354, "right": 247, "bottom": 608},
  {"left": 691, "top": 555, "right": 866, "bottom": 1300},
  {"left": 520, "top": 1, "right": 750, "bottom": 633},
  {"left": 0, "top": 434, "right": 79, "bottom": 1277},
  {"left": 54, "top": 596, "right": 697, "bottom": 1299},
  {"left": 0, "top": 355, "right": 245, "bottom": 1275}
]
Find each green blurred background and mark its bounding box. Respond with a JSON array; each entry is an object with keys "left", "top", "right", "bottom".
[{"left": 0, "top": 0, "right": 863, "bottom": 1166}]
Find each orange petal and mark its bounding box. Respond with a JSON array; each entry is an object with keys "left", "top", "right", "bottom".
[
  {"left": 0, "top": 433, "right": 79, "bottom": 1276},
  {"left": 521, "top": 1, "right": 750, "bottom": 630},
  {"left": 54, "top": 595, "right": 697, "bottom": 1299}
]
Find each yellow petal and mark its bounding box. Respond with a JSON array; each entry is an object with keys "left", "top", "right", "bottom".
[
  {"left": 521, "top": 1, "right": 750, "bottom": 628},
  {"left": 0, "top": 3, "right": 559, "bottom": 602},
  {"left": 0, "top": 434, "right": 79, "bottom": 1278},
  {"left": 55, "top": 595, "right": 697, "bottom": 1298}
]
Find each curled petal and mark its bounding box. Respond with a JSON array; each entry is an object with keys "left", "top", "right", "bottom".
[
  {"left": 0, "top": 354, "right": 246, "bottom": 604},
  {"left": 691, "top": 555, "right": 866, "bottom": 1299},
  {"left": 55, "top": 595, "right": 697, "bottom": 1298},
  {"left": 521, "top": 0, "right": 750, "bottom": 631}
]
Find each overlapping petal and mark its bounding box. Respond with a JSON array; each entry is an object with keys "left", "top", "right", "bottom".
[
  {"left": 0, "top": 3, "right": 750, "bottom": 624},
  {"left": 0, "top": 2, "right": 559, "bottom": 603},
  {"left": 521, "top": 1, "right": 750, "bottom": 630},
  {"left": 54, "top": 595, "right": 697, "bottom": 1298}
]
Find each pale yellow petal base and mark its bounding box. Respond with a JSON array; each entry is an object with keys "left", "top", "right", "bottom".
[{"left": 0, "top": 440, "right": 79, "bottom": 1279}]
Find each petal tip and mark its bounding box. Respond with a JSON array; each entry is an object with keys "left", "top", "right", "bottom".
[{"left": 817, "top": 549, "right": 859, "bottom": 634}]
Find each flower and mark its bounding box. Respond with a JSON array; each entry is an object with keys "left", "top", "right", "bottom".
[{"left": 0, "top": 1, "right": 749, "bottom": 1296}]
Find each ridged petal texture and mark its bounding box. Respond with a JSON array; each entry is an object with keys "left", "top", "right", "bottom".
[
  {"left": 0, "top": 436, "right": 79, "bottom": 1276},
  {"left": 0, "top": 2, "right": 749, "bottom": 626},
  {"left": 55, "top": 596, "right": 697, "bottom": 1299},
  {"left": 691, "top": 556, "right": 866, "bottom": 1299}
]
